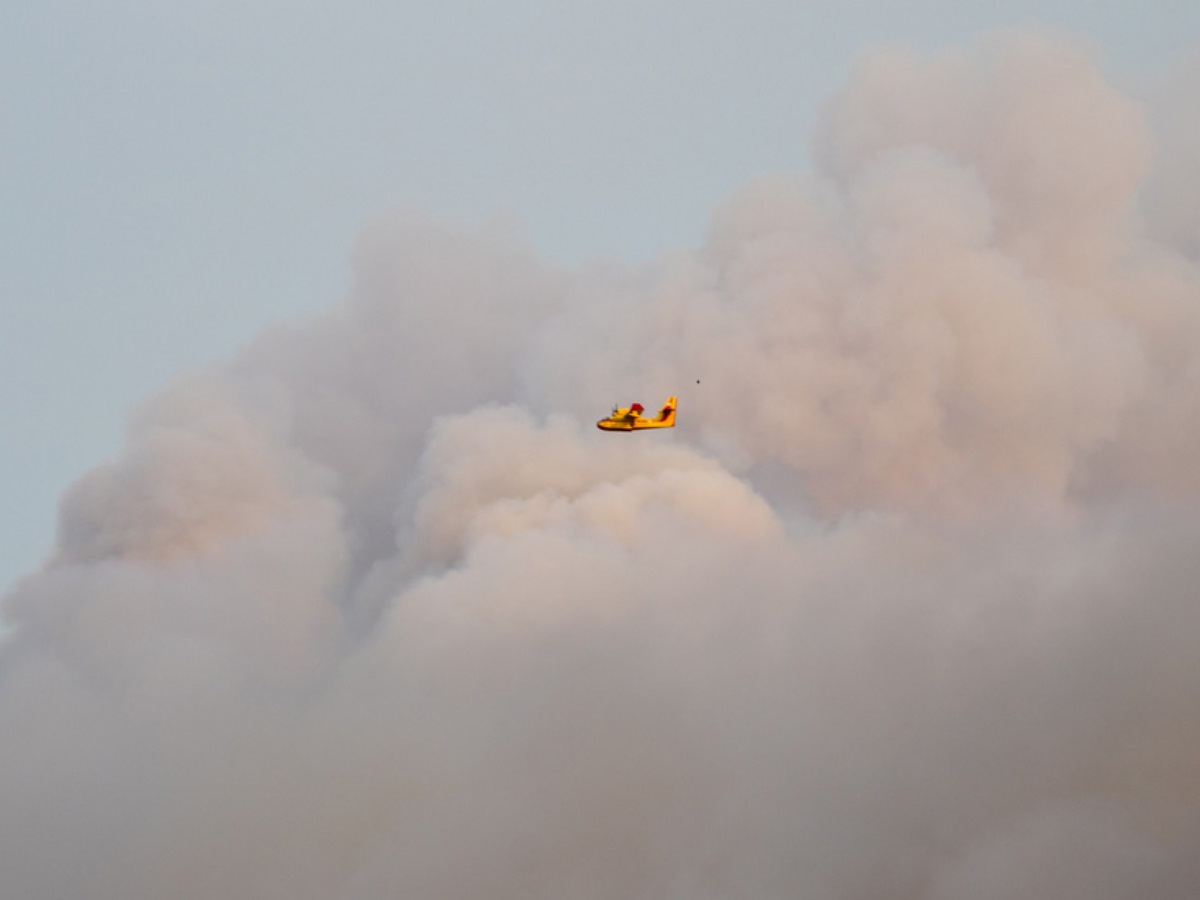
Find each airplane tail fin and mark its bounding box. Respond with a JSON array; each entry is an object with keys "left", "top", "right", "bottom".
[{"left": 658, "top": 396, "right": 678, "bottom": 426}]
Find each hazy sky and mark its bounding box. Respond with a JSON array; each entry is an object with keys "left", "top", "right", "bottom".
[
  {"left": 2, "top": 0, "right": 1198, "bottom": 589},
  {"left": 4, "top": 6, "right": 1200, "bottom": 896}
]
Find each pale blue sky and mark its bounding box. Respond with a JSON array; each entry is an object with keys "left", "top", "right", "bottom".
[{"left": 2, "top": 0, "right": 1198, "bottom": 590}]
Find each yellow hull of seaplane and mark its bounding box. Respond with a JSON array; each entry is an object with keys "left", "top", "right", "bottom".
[{"left": 596, "top": 396, "right": 677, "bottom": 432}]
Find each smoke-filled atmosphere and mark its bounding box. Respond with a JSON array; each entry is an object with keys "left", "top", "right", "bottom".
[{"left": 5, "top": 26, "right": 1200, "bottom": 900}]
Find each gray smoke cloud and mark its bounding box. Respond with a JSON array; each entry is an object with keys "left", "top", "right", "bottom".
[{"left": 4, "top": 29, "right": 1200, "bottom": 899}]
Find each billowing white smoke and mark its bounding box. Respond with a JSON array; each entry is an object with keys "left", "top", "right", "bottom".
[{"left": 4, "top": 30, "right": 1200, "bottom": 900}]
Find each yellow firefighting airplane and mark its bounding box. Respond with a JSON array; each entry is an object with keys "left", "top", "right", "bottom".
[{"left": 596, "top": 396, "right": 677, "bottom": 432}]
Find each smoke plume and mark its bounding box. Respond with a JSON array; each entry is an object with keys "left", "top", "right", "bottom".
[{"left": 4, "top": 29, "right": 1200, "bottom": 899}]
